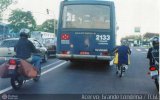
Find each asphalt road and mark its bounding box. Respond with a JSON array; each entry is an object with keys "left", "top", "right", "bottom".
[{"left": 0, "top": 47, "right": 159, "bottom": 100}]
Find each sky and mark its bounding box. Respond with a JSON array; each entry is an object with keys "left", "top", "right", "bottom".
[
  {"left": 3, "top": 0, "right": 62, "bottom": 24},
  {"left": 2, "top": 0, "right": 160, "bottom": 44}
]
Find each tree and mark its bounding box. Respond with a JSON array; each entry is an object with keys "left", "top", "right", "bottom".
[
  {"left": 8, "top": 9, "right": 36, "bottom": 33},
  {"left": 40, "top": 19, "right": 57, "bottom": 33},
  {"left": 0, "top": 0, "right": 15, "bottom": 20},
  {"left": 143, "top": 32, "right": 159, "bottom": 39},
  {"left": 35, "top": 25, "right": 43, "bottom": 31},
  {"left": 122, "top": 35, "right": 141, "bottom": 40}
]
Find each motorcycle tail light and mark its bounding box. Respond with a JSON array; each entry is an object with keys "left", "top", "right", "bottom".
[
  {"left": 9, "top": 59, "right": 16, "bottom": 65},
  {"left": 149, "top": 66, "right": 156, "bottom": 71}
]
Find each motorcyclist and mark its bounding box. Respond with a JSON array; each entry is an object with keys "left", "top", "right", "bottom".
[
  {"left": 114, "top": 40, "right": 131, "bottom": 70},
  {"left": 147, "top": 37, "right": 159, "bottom": 66},
  {"left": 14, "top": 28, "right": 41, "bottom": 75}
]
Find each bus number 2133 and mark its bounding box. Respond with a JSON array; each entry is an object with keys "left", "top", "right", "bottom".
[{"left": 96, "top": 35, "right": 110, "bottom": 41}]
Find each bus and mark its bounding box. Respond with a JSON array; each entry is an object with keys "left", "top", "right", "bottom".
[
  {"left": 31, "top": 31, "right": 55, "bottom": 44},
  {"left": 0, "top": 23, "right": 10, "bottom": 40},
  {"left": 31, "top": 31, "right": 57, "bottom": 56},
  {"left": 56, "top": 0, "right": 116, "bottom": 64}
]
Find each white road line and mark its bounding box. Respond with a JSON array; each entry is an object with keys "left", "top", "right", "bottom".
[
  {"left": 42, "top": 60, "right": 62, "bottom": 70},
  {"left": 42, "top": 61, "right": 67, "bottom": 75},
  {"left": 0, "top": 61, "right": 67, "bottom": 94},
  {"left": 0, "top": 87, "right": 12, "bottom": 94},
  {"left": 136, "top": 49, "right": 141, "bottom": 51},
  {"left": 145, "top": 49, "right": 148, "bottom": 51}
]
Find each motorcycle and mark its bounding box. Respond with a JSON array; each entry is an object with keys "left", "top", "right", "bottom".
[
  {"left": 8, "top": 58, "right": 41, "bottom": 90},
  {"left": 148, "top": 49, "right": 159, "bottom": 91}
]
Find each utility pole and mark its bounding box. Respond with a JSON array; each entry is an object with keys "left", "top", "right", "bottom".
[{"left": 46, "top": 9, "right": 56, "bottom": 35}]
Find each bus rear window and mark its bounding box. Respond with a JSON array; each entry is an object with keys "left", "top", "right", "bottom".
[{"left": 62, "top": 5, "right": 110, "bottom": 29}]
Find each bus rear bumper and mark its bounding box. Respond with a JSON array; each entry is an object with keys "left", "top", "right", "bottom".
[{"left": 56, "top": 54, "right": 113, "bottom": 61}]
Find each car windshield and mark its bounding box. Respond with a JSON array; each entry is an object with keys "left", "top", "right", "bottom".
[{"left": 0, "top": 40, "right": 18, "bottom": 47}]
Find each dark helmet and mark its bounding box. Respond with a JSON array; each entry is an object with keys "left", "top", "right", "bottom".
[
  {"left": 152, "top": 37, "right": 159, "bottom": 46},
  {"left": 19, "top": 28, "right": 30, "bottom": 38},
  {"left": 121, "top": 39, "right": 127, "bottom": 46}
]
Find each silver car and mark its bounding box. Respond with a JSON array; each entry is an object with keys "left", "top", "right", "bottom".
[{"left": 0, "top": 38, "right": 48, "bottom": 65}]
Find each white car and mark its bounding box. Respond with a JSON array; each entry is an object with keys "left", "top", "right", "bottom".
[{"left": 0, "top": 38, "right": 48, "bottom": 65}]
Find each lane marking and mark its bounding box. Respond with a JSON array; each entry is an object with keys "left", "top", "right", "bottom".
[
  {"left": 136, "top": 49, "right": 141, "bottom": 51},
  {"left": 145, "top": 49, "right": 148, "bottom": 51},
  {"left": 42, "top": 61, "right": 67, "bottom": 75},
  {"left": 0, "top": 61, "right": 67, "bottom": 94},
  {"left": 0, "top": 87, "right": 12, "bottom": 94},
  {"left": 42, "top": 60, "right": 62, "bottom": 70}
]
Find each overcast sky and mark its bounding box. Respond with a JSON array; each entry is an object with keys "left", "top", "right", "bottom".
[{"left": 3, "top": 0, "right": 160, "bottom": 44}]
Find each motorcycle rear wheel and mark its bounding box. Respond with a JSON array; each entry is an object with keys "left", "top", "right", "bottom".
[{"left": 11, "top": 76, "right": 23, "bottom": 90}]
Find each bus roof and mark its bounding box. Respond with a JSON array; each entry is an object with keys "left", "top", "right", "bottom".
[
  {"left": 63, "top": 0, "right": 113, "bottom": 1},
  {"left": 62, "top": 0, "right": 114, "bottom": 5}
]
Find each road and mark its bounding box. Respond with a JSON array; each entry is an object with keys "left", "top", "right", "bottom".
[{"left": 0, "top": 47, "right": 159, "bottom": 100}]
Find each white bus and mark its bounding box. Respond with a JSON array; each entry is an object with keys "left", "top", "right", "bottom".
[{"left": 31, "top": 31, "right": 57, "bottom": 57}]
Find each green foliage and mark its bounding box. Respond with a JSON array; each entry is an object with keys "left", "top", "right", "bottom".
[
  {"left": 35, "top": 25, "right": 43, "bottom": 31},
  {"left": 122, "top": 33, "right": 159, "bottom": 42},
  {"left": 122, "top": 35, "right": 141, "bottom": 40},
  {"left": 8, "top": 9, "right": 36, "bottom": 33},
  {"left": 0, "top": 0, "right": 13, "bottom": 20},
  {"left": 143, "top": 33, "right": 159, "bottom": 39},
  {"left": 36, "top": 19, "right": 57, "bottom": 33}
]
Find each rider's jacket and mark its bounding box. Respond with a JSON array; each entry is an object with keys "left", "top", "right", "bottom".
[
  {"left": 147, "top": 45, "right": 159, "bottom": 66},
  {"left": 14, "top": 38, "right": 37, "bottom": 59},
  {"left": 114, "top": 45, "right": 131, "bottom": 65}
]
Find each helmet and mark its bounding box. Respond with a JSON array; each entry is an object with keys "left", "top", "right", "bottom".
[
  {"left": 19, "top": 28, "right": 30, "bottom": 38},
  {"left": 152, "top": 37, "right": 159, "bottom": 46},
  {"left": 121, "top": 39, "right": 127, "bottom": 46}
]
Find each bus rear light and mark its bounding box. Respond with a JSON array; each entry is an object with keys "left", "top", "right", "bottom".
[
  {"left": 61, "top": 34, "right": 70, "bottom": 40},
  {"left": 62, "top": 51, "right": 70, "bottom": 54},
  {"left": 80, "top": 51, "right": 90, "bottom": 55},
  {"left": 101, "top": 51, "right": 109, "bottom": 56}
]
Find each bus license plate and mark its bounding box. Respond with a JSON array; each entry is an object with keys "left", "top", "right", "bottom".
[
  {"left": 150, "top": 70, "right": 158, "bottom": 77},
  {"left": 8, "top": 65, "right": 16, "bottom": 69}
]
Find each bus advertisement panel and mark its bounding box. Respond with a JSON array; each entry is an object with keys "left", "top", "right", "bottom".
[{"left": 56, "top": 0, "right": 116, "bottom": 64}]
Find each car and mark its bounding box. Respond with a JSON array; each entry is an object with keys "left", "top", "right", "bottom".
[
  {"left": 0, "top": 38, "right": 48, "bottom": 65},
  {"left": 43, "top": 37, "right": 57, "bottom": 57}
]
